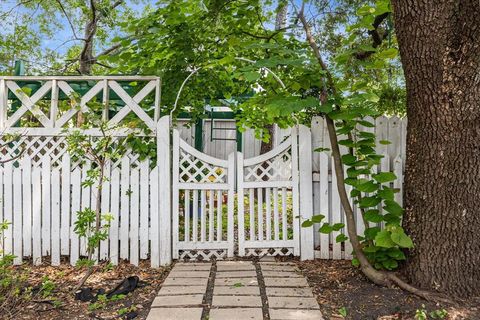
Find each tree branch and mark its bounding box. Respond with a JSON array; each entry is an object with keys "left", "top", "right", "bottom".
[
  {"left": 55, "top": 0, "right": 84, "bottom": 41},
  {"left": 354, "top": 12, "right": 389, "bottom": 60}
]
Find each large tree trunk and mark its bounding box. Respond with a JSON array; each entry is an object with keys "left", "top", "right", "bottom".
[{"left": 392, "top": 0, "right": 480, "bottom": 297}]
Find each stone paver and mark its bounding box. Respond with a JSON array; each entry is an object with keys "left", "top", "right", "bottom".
[
  {"left": 261, "top": 270, "right": 302, "bottom": 278},
  {"left": 216, "top": 270, "right": 257, "bottom": 278},
  {"left": 168, "top": 270, "right": 211, "bottom": 278},
  {"left": 147, "top": 260, "right": 323, "bottom": 320},
  {"left": 268, "top": 297, "right": 320, "bottom": 309},
  {"left": 158, "top": 285, "right": 206, "bottom": 295},
  {"left": 146, "top": 307, "right": 203, "bottom": 320},
  {"left": 214, "top": 285, "right": 260, "bottom": 296},
  {"left": 264, "top": 277, "right": 309, "bottom": 287},
  {"left": 266, "top": 287, "right": 314, "bottom": 297},
  {"left": 212, "top": 295, "right": 263, "bottom": 307},
  {"left": 163, "top": 276, "right": 209, "bottom": 286},
  {"left": 269, "top": 309, "right": 324, "bottom": 320},
  {"left": 215, "top": 277, "right": 258, "bottom": 286},
  {"left": 151, "top": 294, "right": 204, "bottom": 307},
  {"left": 216, "top": 262, "right": 256, "bottom": 271},
  {"left": 210, "top": 308, "right": 264, "bottom": 320},
  {"left": 174, "top": 263, "right": 212, "bottom": 271},
  {"left": 260, "top": 264, "right": 298, "bottom": 272}
]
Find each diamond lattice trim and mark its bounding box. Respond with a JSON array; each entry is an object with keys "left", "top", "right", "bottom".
[
  {"left": 178, "top": 148, "right": 227, "bottom": 183},
  {"left": 245, "top": 247, "right": 294, "bottom": 257},
  {"left": 179, "top": 249, "right": 227, "bottom": 261},
  {"left": 244, "top": 148, "right": 292, "bottom": 182},
  {"left": 0, "top": 136, "right": 152, "bottom": 170}
]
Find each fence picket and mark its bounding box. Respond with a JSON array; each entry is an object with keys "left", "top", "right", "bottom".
[
  {"left": 139, "top": 160, "right": 149, "bottom": 259},
  {"left": 60, "top": 155, "right": 71, "bottom": 255},
  {"left": 51, "top": 169, "right": 60, "bottom": 265},
  {"left": 109, "top": 169, "right": 120, "bottom": 265},
  {"left": 13, "top": 167, "right": 22, "bottom": 264},
  {"left": 32, "top": 167, "right": 42, "bottom": 265},
  {"left": 4, "top": 162, "right": 12, "bottom": 254},
  {"left": 22, "top": 157, "right": 32, "bottom": 257},
  {"left": 129, "top": 168, "right": 140, "bottom": 266},
  {"left": 70, "top": 169, "right": 81, "bottom": 265},
  {"left": 100, "top": 161, "right": 111, "bottom": 261},
  {"left": 120, "top": 157, "right": 130, "bottom": 260}
]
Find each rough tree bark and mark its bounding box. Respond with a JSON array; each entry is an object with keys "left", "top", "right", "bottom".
[{"left": 392, "top": 0, "right": 480, "bottom": 297}]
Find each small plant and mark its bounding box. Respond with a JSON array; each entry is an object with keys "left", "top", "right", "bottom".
[
  {"left": 118, "top": 305, "right": 137, "bottom": 316},
  {"left": 66, "top": 116, "right": 127, "bottom": 291},
  {"left": 415, "top": 305, "right": 448, "bottom": 319},
  {"left": 39, "top": 276, "right": 55, "bottom": 298},
  {"left": 338, "top": 306, "right": 348, "bottom": 318}
]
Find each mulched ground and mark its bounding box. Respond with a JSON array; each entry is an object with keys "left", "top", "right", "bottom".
[
  {"left": 297, "top": 260, "right": 480, "bottom": 320},
  {"left": 5, "top": 259, "right": 170, "bottom": 320},
  {"left": 5, "top": 258, "right": 479, "bottom": 320}
]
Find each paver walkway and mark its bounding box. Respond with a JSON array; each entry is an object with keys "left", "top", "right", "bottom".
[{"left": 146, "top": 261, "right": 323, "bottom": 320}]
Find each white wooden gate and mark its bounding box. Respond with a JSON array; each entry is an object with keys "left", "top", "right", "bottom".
[
  {"left": 172, "top": 127, "right": 303, "bottom": 260},
  {"left": 172, "top": 129, "right": 235, "bottom": 260},
  {"left": 237, "top": 127, "right": 300, "bottom": 257}
]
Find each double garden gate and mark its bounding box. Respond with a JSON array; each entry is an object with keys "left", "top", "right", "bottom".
[{"left": 172, "top": 127, "right": 303, "bottom": 261}]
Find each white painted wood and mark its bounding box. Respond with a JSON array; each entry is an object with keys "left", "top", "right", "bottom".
[
  {"left": 265, "top": 187, "right": 271, "bottom": 241},
  {"left": 209, "top": 190, "right": 214, "bottom": 242},
  {"left": 129, "top": 168, "right": 140, "bottom": 266},
  {"left": 70, "top": 169, "right": 81, "bottom": 265},
  {"left": 291, "top": 126, "right": 300, "bottom": 256},
  {"left": 50, "top": 80, "right": 59, "bottom": 126},
  {"left": 4, "top": 162, "right": 13, "bottom": 254},
  {"left": 22, "top": 157, "right": 32, "bottom": 257},
  {"left": 148, "top": 166, "right": 159, "bottom": 267},
  {"left": 13, "top": 167, "right": 22, "bottom": 264},
  {"left": 32, "top": 167, "right": 42, "bottom": 265},
  {"left": 100, "top": 161, "right": 111, "bottom": 261},
  {"left": 0, "top": 78, "right": 6, "bottom": 127},
  {"left": 216, "top": 190, "right": 221, "bottom": 241},
  {"left": 60, "top": 154, "right": 71, "bottom": 255},
  {"left": 331, "top": 161, "right": 342, "bottom": 260},
  {"left": 249, "top": 188, "right": 255, "bottom": 241},
  {"left": 200, "top": 190, "right": 206, "bottom": 242},
  {"left": 139, "top": 159, "right": 149, "bottom": 259},
  {"left": 80, "top": 162, "right": 91, "bottom": 257},
  {"left": 319, "top": 152, "right": 330, "bottom": 259},
  {"left": 393, "top": 155, "right": 403, "bottom": 206},
  {"left": 237, "top": 152, "right": 245, "bottom": 256},
  {"left": 158, "top": 116, "right": 171, "bottom": 266},
  {"left": 171, "top": 129, "right": 180, "bottom": 260},
  {"left": 192, "top": 190, "right": 199, "bottom": 242},
  {"left": 51, "top": 169, "right": 61, "bottom": 265},
  {"left": 227, "top": 152, "right": 235, "bottom": 257},
  {"left": 120, "top": 157, "right": 130, "bottom": 260},
  {"left": 109, "top": 169, "right": 121, "bottom": 265},
  {"left": 184, "top": 190, "right": 190, "bottom": 242},
  {"left": 257, "top": 187, "right": 263, "bottom": 241},
  {"left": 273, "top": 187, "right": 279, "bottom": 241},
  {"left": 299, "top": 125, "right": 314, "bottom": 260}
]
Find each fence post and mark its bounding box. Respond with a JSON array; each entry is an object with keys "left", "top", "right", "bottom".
[
  {"left": 299, "top": 125, "right": 314, "bottom": 260},
  {"left": 157, "top": 115, "right": 172, "bottom": 266}
]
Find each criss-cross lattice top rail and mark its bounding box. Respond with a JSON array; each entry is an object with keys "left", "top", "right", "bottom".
[{"left": 0, "top": 76, "right": 161, "bottom": 134}]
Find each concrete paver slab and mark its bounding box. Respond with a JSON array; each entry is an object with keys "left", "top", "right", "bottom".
[
  {"left": 146, "top": 307, "right": 203, "bottom": 320},
  {"left": 209, "top": 308, "right": 263, "bottom": 320}
]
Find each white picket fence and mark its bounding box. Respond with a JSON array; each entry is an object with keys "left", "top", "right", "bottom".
[{"left": 0, "top": 75, "right": 407, "bottom": 267}]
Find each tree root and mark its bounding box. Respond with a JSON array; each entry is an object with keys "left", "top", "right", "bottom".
[{"left": 386, "top": 273, "right": 455, "bottom": 305}]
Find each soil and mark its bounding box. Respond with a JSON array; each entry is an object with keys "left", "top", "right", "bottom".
[
  {"left": 5, "top": 258, "right": 479, "bottom": 320},
  {"left": 4, "top": 258, "right": 170, "bottom": 320},
  {"left": 297, "top": 260, "right": 480, "bottom": 320}
]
